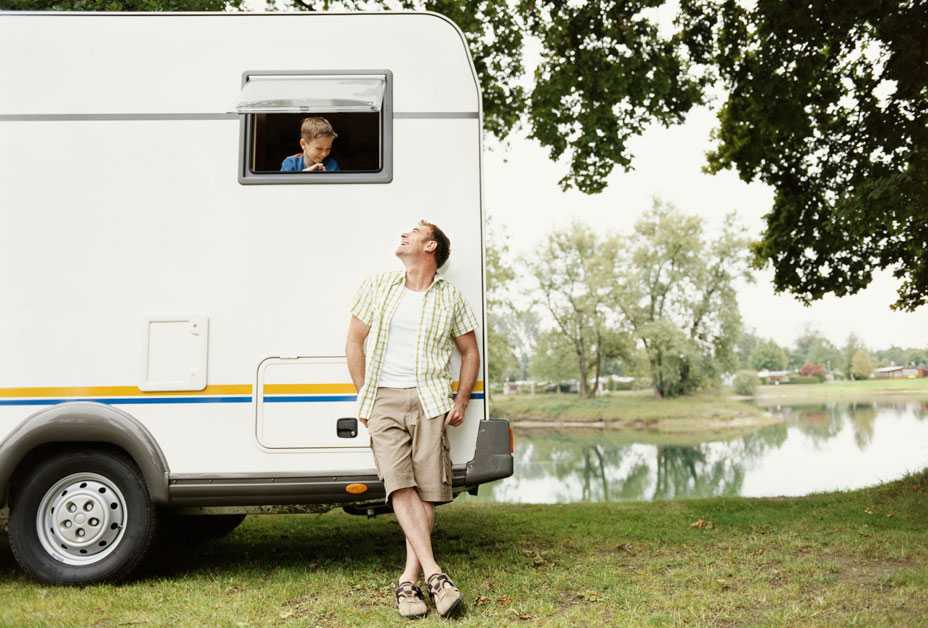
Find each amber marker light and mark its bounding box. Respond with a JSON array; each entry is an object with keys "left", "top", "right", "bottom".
[
  {"left": 508, "top": 426, "right": 515, "bottom": 454},
  {"left": 345, "top": 483, "right": 369, "bottom": 495}
]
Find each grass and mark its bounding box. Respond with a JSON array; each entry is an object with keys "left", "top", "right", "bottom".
[
  {"left": 2, "top": 469, "right": 927, "bottom": 626},
  {"left": 755, "top": 377, "right": 928, "bottom": 404},
  {"left": 490, "top": 379, "right": 928, "bottom": 433},
  {"left": 491, "top": 390, "right": 774, "bottom": 433}
]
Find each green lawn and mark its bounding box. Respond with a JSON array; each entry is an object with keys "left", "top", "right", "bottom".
[
  {"left": 2, "top": 470, "right": 927, "bottom": 626},
  {"left": 490, "top": 379, "right": 928, "bottom": 431},
  {"left": 491, "top": 390, "right": 773, "bottom": 433},
  {"left": 755, "top": 377, "right": 928, "bottom": 403}
]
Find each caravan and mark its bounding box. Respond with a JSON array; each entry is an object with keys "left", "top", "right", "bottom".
[{"left": 0, "top": 11, "right": 512, "bottom": 584}]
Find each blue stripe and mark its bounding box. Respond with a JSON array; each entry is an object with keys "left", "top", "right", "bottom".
[{"left": 0, "top": 392, "right": 485, "bottom": 407}]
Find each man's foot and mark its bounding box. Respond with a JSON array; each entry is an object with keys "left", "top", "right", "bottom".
[
  {"left": 426, "top": 572, "right": 463, "bottom": 617},
  {"left": 395, "top": 581, "right": 428, "bottom": 619}
]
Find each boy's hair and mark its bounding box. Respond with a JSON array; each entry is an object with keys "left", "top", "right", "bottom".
[
  {"left": 420, "top": 219, "right": 450, "bottom": 269},
  {"left": 300, "top": 117, "right": 338, "bottom": 142}
]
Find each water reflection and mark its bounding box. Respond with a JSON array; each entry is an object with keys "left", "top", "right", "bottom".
[{"left": 476, "top": 400, "right": 928, "bottom": 503}]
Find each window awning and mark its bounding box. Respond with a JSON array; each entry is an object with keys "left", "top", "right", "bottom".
[{"left": 236, "top": 74, "right": 386, "bottom": 114}]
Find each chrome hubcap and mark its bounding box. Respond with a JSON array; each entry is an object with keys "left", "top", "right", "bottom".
[{"left": 36, "top": 472, "right": 128, "bottom": 566}]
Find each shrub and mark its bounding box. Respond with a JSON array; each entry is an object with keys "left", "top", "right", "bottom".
[
  {"left": 799, "top": 361, "right": 827, "bottom": 382},
  {"left": 733, "top": 370, "right": 758, "bottom": 396},
  {"left": 784, "top": 375, "right": 822, "bottom": 385}
]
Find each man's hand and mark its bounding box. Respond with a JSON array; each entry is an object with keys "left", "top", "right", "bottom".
[
  {"left": 303, "top": 162, "right": 326, "bottom": 172},
  {"left": 445, "top": 399, "right": 467, "bottom": 427},
  {"left": 360, "top": 418, "right": 368, "bottom": 428}
]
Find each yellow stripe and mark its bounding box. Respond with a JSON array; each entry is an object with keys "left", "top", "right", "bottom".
[
  {"left": 452, "top": 380, "right": 484, "bottom": 392},
  {"left": 263, "top": 383, "right": 357, "bottom": 394},
  {"left": 0, "top": 381, "right": 483, "bottom": 398},
  {"left": 0, "top": 384, "right": 252, "bottom": 398}
]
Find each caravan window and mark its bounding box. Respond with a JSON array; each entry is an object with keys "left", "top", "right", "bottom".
[{"left": 237, "top": 72, "right": 393, "bottom": 185}]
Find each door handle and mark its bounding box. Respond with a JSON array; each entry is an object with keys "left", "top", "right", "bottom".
[{"left": 337, "top": 418, "right": 358, "bottom": 439}]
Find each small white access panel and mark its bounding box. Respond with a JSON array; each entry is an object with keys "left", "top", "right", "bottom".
[
  {"left": 140, "top": 316, "right": 209, "bottom": 391},
  {"left": 256, "top": 356, "right": 369, "bottom": 449}
]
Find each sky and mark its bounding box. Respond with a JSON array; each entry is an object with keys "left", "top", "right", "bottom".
[{"left": 483, "top": 103, "right": 928, "bottom": 352}]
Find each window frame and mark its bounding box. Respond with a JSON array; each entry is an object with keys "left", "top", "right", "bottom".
[{"left": 237, "top": 69, "right": 393, "bottom": 185}]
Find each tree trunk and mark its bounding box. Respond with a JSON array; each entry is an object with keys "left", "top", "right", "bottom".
[
  {"left": 592, "top": 333, "right": 603, "bottom": 396},
  {"left": 653, "top": 351, "right": 665, "bottom": 398},
  {"left": 578, "top": 359, "right": 590, "bottom": 398}
]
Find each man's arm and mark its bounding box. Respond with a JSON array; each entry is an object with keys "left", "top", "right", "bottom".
[
  {"left": 346, "top": 315, "right": 371, "bottom": 424},
  {"left": 445, "top": 331, "right": 480, "bottom": 427}
]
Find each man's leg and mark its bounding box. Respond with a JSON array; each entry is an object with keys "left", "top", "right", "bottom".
[
  {"left": 400, "top": 499, "right": 434, "bottom": 582},
  {"left": 392, "top": 488, "right": 441, "bottom": 579}
]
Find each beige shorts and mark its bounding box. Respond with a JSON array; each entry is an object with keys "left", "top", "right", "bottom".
[{"left": 368, "top": 387, "right": 453, "bottom": 504}]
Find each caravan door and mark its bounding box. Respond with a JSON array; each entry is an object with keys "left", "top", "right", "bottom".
[{"left": 256, "top": 356, "right": 368, "bottom": 449}]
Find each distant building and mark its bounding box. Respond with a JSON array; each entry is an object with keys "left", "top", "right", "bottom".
[
  {"left": 758, "top": 369, "right": 792, "bottom": 384},
  {"left": 873, "top": 365, "right": 927, "bottom": 379}
]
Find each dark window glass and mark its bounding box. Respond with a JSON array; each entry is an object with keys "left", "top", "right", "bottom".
[{"left": 249, "top": 112, "right": 382, "bottom": 174}]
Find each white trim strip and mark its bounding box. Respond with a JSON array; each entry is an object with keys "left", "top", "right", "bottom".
[{"left": 0, "top": 112, "right": 478, "bottom": 122}]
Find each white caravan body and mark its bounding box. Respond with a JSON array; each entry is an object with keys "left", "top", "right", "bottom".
[{"left": 0, "top": 10, "right": 512, "bottom": 550}]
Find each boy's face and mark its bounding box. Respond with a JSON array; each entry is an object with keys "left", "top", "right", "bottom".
[{"left": 300, "top": 135, "right": 334, "bottom": 165}]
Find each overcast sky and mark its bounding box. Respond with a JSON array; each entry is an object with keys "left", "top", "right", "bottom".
[{"left": 483, "top": 103, "right": 927, "bottom": 352}]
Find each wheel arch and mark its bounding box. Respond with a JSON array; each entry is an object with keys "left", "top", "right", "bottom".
[{"left": 0, "top": 402, "right": 170, "bottom": 507}]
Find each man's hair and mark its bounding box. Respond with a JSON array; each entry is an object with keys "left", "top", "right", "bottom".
[
  {"left": 420, "top": 219, "right": 450, "bottom": 269},
  {"left": 300, "top": 117, "right": 338, "bottom": 142}
]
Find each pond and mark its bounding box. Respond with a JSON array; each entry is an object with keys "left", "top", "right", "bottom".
[{"left": 468, "top": 399, "right": 928, "bottom": 503}]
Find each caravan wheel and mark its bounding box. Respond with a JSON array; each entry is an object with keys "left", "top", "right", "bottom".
[{"left": 8, "top": 449, "right": 157, "bottom": 585}]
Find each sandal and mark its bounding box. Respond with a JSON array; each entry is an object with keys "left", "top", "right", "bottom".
[
  {"left": 395, "top": 580, "right": 428, "bottom": 619},
  {"left": 426, "top": 572, "right": 463, "bottom": 617}
]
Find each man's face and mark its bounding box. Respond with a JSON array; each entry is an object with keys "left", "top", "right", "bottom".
[
  {"left": 300, "top": 136, "right": 334, "bottom": 165},
  {"left": 396, "top": 224, "right": 436, "bottom": 259}
]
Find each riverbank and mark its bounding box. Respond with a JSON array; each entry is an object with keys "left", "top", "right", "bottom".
[
  {"left": 491, "top": 379, "right": 928, "bottom": 433},
  {"left": 491, "top": 390, "right": 778, "bottom": 434},
  {"left": 2, "top": 470, "right": 926, "bottom": 625},
  {"left": 754, "top": 377, "right": 928, "bottom": 404}
]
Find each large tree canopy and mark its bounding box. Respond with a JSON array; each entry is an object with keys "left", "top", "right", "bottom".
[
  {"left": 6, "top": 0, "right": 925, "bottom": 309},
  {"left": 679, "top": 0, "right": 928, "bottom": 312}
]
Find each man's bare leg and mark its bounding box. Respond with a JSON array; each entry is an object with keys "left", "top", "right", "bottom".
[
  {"left": 400, "top": 499, "right": 434, "bottom": 583},
  {"left": 391, "top": 488, "right": 441, "bottom": 578}
]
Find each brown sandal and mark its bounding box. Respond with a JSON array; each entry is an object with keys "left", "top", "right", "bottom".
[
  {"left": 395, "top": 581, "right": 428, "bottom": 619},
  {"left": 427, "top": 572, "right": 463, "bottom": 617}
]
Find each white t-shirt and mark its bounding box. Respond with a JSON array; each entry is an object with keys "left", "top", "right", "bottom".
[{"left": 378, "top": 288, "right": 425, "bottom": 388}]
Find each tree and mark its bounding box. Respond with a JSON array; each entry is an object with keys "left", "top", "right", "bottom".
[
  {"left": 610, "top": 201, "right": 752, "bottom": 397},
  {"left": 842, "top": 333, "right": 867, "bottom": 380},
  {"left": 485, "top": 221, "right": 518, "bottom": 384},
  {"left": 851, "top": 350, "right": 875, "bottom": 380},
  {"left": 749, "top": 338, "right": 789, "bottom": 372},
  {"left": 680, "top": 0, "right": 928, "bottom": 311},
  {"left": 735, "top": 329, "right": 761, "bottom": 370},
  {"left": 790, "top": 327, "right": 841, "bottom": 372},
  {"left": 529, "top": 329, "right": 579, "bottom": 384},
  {"left": 496, "top": 307, "right": 541, "bottom": 381},
  {"left": 529, "top": 222, "right": 622, "bottom": 397}
]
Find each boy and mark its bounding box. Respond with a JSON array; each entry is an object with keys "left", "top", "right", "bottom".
[{"left": 280, "top": 117, "right": 340, "bottom": 173}]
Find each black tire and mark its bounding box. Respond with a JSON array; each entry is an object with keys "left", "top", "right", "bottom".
[
  {"left": 158, "top": 512, "right": 246, "bottom": 545},
  {"left": 8, "top": 449, "right": 156, "bottom": 585}
]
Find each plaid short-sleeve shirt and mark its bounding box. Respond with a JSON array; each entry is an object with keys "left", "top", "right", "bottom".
[{"left": 351, "top": 271, "right": 478, "bottom": 420}]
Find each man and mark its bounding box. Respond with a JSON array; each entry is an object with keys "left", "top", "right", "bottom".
[{"left": 345, "top": 220, "right": 480, "bottom": 619}]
